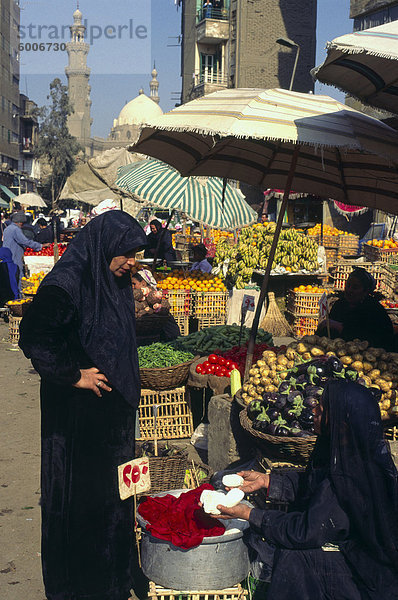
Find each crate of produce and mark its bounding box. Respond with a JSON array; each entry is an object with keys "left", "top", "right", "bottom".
[
  {"left": 6, "top": 298, "right": 32, "bottom": 317},
  {"left": 325, "top": 247, "right": 338, "bottom": 268},
  {"left": 138, "top": 343, "right": 196, "bottom": 391},
  {"left": 9, "top": 316, "right": 22, "bottom": 344},
  {"left": 331, "top": 260, "right": 395, "bottom": 296},
  {"left": 363, "top": 242, "right": 398, "bottom": 264},
  {"left": 384, "top": 426, "right": 398, "bottom": 441},
  {"left": 192, "top": 291, "right": 228, "bottom": 319},
  {"left": 196, "top": 314, "right": 227, "bottom": 331},
  {"left": 137, "top": 387, "right": 194, "bottom": 441},
  {"left": 162, "top": 289, "right": 191, "bottom": 316},
  {"left": 320, "top": 233, "right": 339, "bottom": 248},
  {"left": 286, "top": 286, "right": 329, "bottom": 316},
  {"left": 337, "top": 234, "right": 359, "bottom": 258},
  {"left": 148, "top": 582, "right": 247, "bottom": 600},
  {"left": 286, "top": 312, "right": 319, "bottom": 337}
]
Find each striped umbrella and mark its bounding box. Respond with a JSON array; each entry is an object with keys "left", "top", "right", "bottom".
[
  {"left": 131, "top": 87, "right": 398, "bottom": 377},
  {"left": 115, "top": 158, "right": 257, "bottom": 230},
  {"left": 312, "top": 21, "right": 398, "bottom": 115},
  {"left": 132, "top": 88, "right": 398, "bottom": 214}
]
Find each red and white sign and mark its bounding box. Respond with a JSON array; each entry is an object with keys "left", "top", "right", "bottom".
[
  {"left": 242, "top": 294, "right": 255, "bottom": 312},
  {"left": 319, "top": 292, "right": 328, "bottom": 321},
  {"left": 118, "top": 457, "right": 151, "bottom": 500}
]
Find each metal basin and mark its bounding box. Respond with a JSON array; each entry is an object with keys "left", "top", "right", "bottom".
[{"left": 138, "top": 489, "right": 251, "bottom": 590}]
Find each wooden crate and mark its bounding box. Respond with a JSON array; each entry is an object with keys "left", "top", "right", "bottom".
[
  {"left": 286, "top": 290, "right": 324, "bottom": 316},
  {"left": 384, "top": 426, "right": 398, "bottom": 441},
  {"left": 174, "top": 313, "right": 189, "bottom": 336},
  {"left": 9, "top": 316, "right": 22, "bottom": 344},
  {"left": 192, "top": 291, "right": 228, "bottom": 319},
  {"left": 325, "top": 247, "right": 338, "bottom": 268},
  {"left": 332, "top": 260, "right": 395, "bottom": 296},
  {"left": 363, "top": 243, "right": 398, "bottom": 264},
  {"left": 196, "top": 315, "right": 227, "bottom": 331},
  {"left": 162, "top": 289, "right": 191, "bottom": 316},
  {"left": 337, "top": 235, "right": 359, "bottom": 259},
  {"left": 320, "top": 234, "right": 339, "bottom": 248},
  {"left": 137, "top": 387, "right": 194, "bottom": 441},
  {"left": 286, "top": 312, "right": 319, "bottom": 337},
  {"left": 148, "top": 581, "right": 247, "bottom": 600}
]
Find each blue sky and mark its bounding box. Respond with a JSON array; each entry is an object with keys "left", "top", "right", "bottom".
[{"left": 19, "top": 0, "right": 352, "bottom": 138}]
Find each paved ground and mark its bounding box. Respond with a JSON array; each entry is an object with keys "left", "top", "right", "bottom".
[{"left": 0, "top": 319, "right": 44, "bottom": 600}]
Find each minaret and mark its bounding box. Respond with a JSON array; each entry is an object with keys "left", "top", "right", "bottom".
[
  {"left": 65, "top": 6, "right": 92, "bottom": 144},
  {"left": 149, "top": 63, "right": 160, "bottom": 104}
]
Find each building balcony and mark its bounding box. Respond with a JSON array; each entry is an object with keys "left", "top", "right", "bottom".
[
  {"left": 196, "top": 9, "right": 229, "bottom": 44},
  {"left": 192, "top": 72, "right": 228, "bottom": 98},
  {"left": 21, "top": 139, "right": 35, "bottom": 154}
]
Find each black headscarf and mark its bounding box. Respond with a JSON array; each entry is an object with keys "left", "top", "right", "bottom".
[
  {"left": 349, "top": 267, "right": 377, "bottom": 294},
  {"left": 40, "top": 211, "right": 147, "bottom": 408},
  {"left": 316, "top": 380, "right": 398, "bottom": 592}
]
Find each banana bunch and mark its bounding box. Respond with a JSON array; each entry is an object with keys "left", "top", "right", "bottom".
[{"left": 213, "top": 225, "right": 319, "bottom": 289}]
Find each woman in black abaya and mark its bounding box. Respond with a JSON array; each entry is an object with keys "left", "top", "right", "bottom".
[
  {"left": 19, "top": 211, "right": 147, "bottom": 600},
  {"left": 214, "top": 380, "right": 398, "bottom": 599}
]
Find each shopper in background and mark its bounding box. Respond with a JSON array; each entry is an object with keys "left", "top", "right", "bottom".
[
  {"left": 190, "top": 243, "right": 212, "bottom": 273},
  {"left": 2, "top": 211, "right": 42, "bottom": 289}
]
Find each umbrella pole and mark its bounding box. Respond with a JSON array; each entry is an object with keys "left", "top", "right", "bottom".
[{"left": 243, "top": 146, "right": 300, "bottom": 382}]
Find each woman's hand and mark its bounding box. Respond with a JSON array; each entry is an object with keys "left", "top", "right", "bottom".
[
  {"left": 73, "top": 367, "right": 112, "bottom": 397},
  {"left": 211, "top": 503, "right": 252, "bottom": 521},
  {"left": 235, "top": 471, "right": 270, "bottom": 493}
]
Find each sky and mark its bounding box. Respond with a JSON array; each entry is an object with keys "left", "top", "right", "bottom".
[{"left": 18, "top": 0, "right": 352, "bottom": 139}]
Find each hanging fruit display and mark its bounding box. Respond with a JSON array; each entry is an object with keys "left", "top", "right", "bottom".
[{"left": 213, "top": 223, "right": 319, "bottom": 289}]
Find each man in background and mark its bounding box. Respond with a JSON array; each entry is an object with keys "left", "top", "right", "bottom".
[{"left": 2, "top": 211, "right": 42, "bottom": 289}]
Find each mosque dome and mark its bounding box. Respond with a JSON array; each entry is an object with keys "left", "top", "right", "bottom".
[{"left": 115, "top": 93, "right": 163, "bottom": 127}]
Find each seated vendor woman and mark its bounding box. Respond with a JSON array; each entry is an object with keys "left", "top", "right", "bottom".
[
  {"left": 210, "top": 380, "right": 398, "bottom": 600},
  {"left": 190, "top": 243, "right": 212, "bottom": 273},
  {"left": 144, "top": 219, "right": 176, "bottom": 264},
  {"left": 316, "top": 267, "right": 394, "bottom": 351}
]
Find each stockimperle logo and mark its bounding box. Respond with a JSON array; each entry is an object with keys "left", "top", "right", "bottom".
[{"left": 17, "top": 0, "right": 151, "bottom": 76}]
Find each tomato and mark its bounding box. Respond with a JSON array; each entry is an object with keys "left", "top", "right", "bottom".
[
  {"left": 219, "top": 367, "right": 227, "bottom": 377},
  {"left": 214, "top": 365, "right": 222, "bottom": 375},
  {"left": 225, "top": 359, "right": 233, "bottom": 369},
  {"left": 226, "top": 370, "right": 232, "bottom": 377},
  {"left": 202, "top": 361, "right": 210, "bottom": 370},
  {"left": 217, "top": 356, "right": 226, "bottom": 367},
  {"left": 230, "top": 362, "right": 239, "bottom": 371},
  {"left": 209, "top": 364, "right": 216, "bottom": 374},
  {"left": 208, "top": 354, "right": 218, "bottom": 364},
  {"left": 204, "top": 367, "right": 213, "bottom": 375},
  {"left": 196, "top": 364, "right": 203, "bottom": 374}
]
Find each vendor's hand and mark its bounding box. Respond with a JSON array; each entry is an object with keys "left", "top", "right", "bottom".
[
  {"left": 73, "top": 367, "right": 112, "bottom": 397},
  {"left": 211, "top": 503, "right": 252, "bottom": 521},
  {"left": 234, "top": 471, "right": 270, "bottom": 493}
]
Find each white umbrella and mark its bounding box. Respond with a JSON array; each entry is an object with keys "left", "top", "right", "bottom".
[
  {"left": 131, "top": 88, "right": 398, "bottom": 376},
  {"left": 312, "top": 21, "right": 398, "bottom": 114},
  {"left": 15, "top": 192, "right": 47, "bottom": 208}
]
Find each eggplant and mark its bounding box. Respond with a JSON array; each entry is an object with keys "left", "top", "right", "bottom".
[
  {"left": 275, "top": 396, "right": 287, "bottom": 410},
  {"left": 345, "top": 369, "right": 359, "bottom": 382},
  {"left": 295, "top": 374, "right": 308, "bottom": 388},
  {"left": 266, "top": 423, "right": 278, "bottom": 435},
  {"left": 278, "top": 381, "right": 291, "bottom": 394},
  {"left": 256, "top": 419, "right": 269, "bottom": 433},
  {"left": 275, "top": 425, "right": 290, "bottom": 437},
  {"left": 247, "top": 400, "right": 263, "bottom": 420},
  {"left": 290, "top": 419, "right": 301, "bottom": 429},
  {"left": 299, "top": 408, "right": 315, "bottom": 426},
  {"left": 304, "top": 385, "right": 323, "bottom": 398},
  {"left": 303, "top": 396, "right": 318, "bottom": 409},
  {"left": 290, "top": 426, "right": 304, "bottom": 437},
  {"left": 326, "top": 355, "right": 344, "bottom": 375},
  {"left": 287, "top": 390, "right": 304, "bottom": 404},
  {"left": 266, "top": 407, "right": 280, "bottom": 421},
  {"left": 283, "top": 405, "right": 303, "bottom": 422}
]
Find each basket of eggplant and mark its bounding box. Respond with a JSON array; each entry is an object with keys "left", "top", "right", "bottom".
[{"left": 240, "top": 354, "right": 377, "bottom": 463}]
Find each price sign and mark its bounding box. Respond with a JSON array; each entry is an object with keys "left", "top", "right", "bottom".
[
  {"left": 319, "top": 292, "right": 328, "bottom": 321},
  {"left": 242, "top": 294, "right": 255, "bottom": 312},
  {"left": 118, "top": 457, "right": 151, "bottom": 500}
]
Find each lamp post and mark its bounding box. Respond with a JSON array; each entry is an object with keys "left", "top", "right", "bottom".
[{"left": 276, "top": 37, "right": 300, "bottom": 91}]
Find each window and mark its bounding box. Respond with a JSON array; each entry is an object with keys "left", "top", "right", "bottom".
[{"left": 199, "top": 51, "right": 223, "bottom": 84}]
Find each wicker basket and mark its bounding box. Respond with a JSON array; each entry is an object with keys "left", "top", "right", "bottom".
[
  {"left": 6, "top": 299, "right": 32, "bottom": 317},
  {"left": 9, "top": 316, "right": 22, "bottom": 344},
  {"left": 286, "top": 290, "right": 325, "bottom": 316},
  {"left": 145, "top": 455, "right": 188, "bottom": 495},
  {"left": 286, "top": 311, "right": 319, "bottom": 337},
  {"left": 239, "top": 408, "right": 316, "bottom": 463},
  {"left": 148, "top": 581, "right": 247, "bottom": 600},
  {"left": 139, "top": 359, "right": 195, "bottom": 391},
  {"left": 137, "top": 387, "right": 194, "bottom": 440}
]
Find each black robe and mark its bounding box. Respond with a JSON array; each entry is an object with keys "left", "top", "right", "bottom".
[
  {"left": 19, "top": 211, "right": 148, "bottom": 600},
  {"left": 144, "top": 229, "right": 176, "bottom": 264},
  {"left": 316, "top": 295, "right": 394, "bottom": 351},
  {"left": 247, "top": 380, "right": 398, "bottom": 600}
]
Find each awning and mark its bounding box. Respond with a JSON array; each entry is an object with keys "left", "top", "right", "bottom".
[{"left": 0, "top": 184, "right": 15, "bottom": 199}]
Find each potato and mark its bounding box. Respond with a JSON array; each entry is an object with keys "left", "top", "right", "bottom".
[
  {"left": 380, "top": 409, "right": 389, "bottom": 419},
  {"left": 337, "top": 348, "right": 347, "bottom": 357},
  {"left": 261, "top": 376, "right": 272, "bottom": 386},
  {"left": 248, "top": 388, "right": 257, "bottom": 398},
  {"left": 265, "top": 385, "right": 277, "bottom": 393},
  {"left": 310, "top": 347, "right": 324, "bottom": 356},
  {"left": 277, "top": 355, "right": 288, "bottom": 366},
  {"left": 267, "top": 356, "right": 277, "bottom": 365},
  {"left": 362, "top": 375, "right": 372, "bottom": 387},
  {"left": 351, "top": 361, "right": 363, "bottom": 372},
  {"left": 256, "top": 386, "right": 265, "bottom": 394},
  {"left": 362, "top": 362, "right": 373, "bottom": 373},
  {"left": 286, "top": 348, "right": 297, "bottom": 361},
  {"left": 286, "top": 360, "right": 295, "bottom": 369},
  {"left": 334, "top": 338, "right": 345, "bottom": 346},
  {"left": 249, "top": 367, "right": 259, "bottom": 377},
  {"left": 241, "top": 392, "right": 249, "bottom": 403},
  {"left": 376, "top": 379, "right": 392, "bottom": 392},
  {"left": 243, "top": 383, "right": 250, "bottom": 393},
  {"left": 377, "top": 361, "right": 388, "bottom": 372},
  {"left": 256, "top": 359, "right": 267, "bottom": 368},
  {"left": 260, "top": 368, "right": 270, "bottom": 378},
  {"left": 352, "top": 353, "right": 363, "bottom": 362},
  {"left": 369, "top": 369, "right": 381, "bottom": 381},
  {"left": 296, "top": 343, "right": 308, "bottom": 354},
  {"left": 380, "top": 352, "right": 390, "bottom": 362},
  {"left": 302, "top": 352, "right": 312, "bottom": 361},
  {"left": 381, "top": 398, "right": 391, "bottom": 410},
  {"left": 341, "top": 355, "right": 353, "bottom": 366},
  {"left": 369, "top": 347, "right": 383, "bottom": 358},
  {"left": 302, "top": 335, "right": 318, "bottom": 345},
  {"left": 364, "top": 351, "right": 377, "bottom": 363},
  {"left": 380, "top": 372, "right": 393, "bottom": 382},
  {"left": 263, "top": 350, "right": 276, "bottom": 358},
  {"left": 358, "top": 340, "right": 369, "bottom": 351},
  {"left": 253, "top": 377, "right": 261, "bottom": 386}
]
